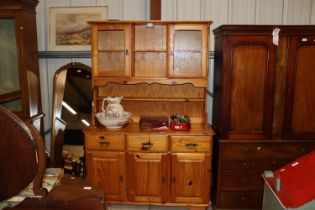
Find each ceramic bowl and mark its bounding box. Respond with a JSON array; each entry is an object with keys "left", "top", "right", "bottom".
[{"left": 95, "top": 111, "right": 132, "bottom": 129}]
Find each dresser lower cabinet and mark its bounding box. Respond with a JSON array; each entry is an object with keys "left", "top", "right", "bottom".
[
  {"left": 85, "top": 130, "right": 213, "bottom": 210},
  {"left": 85, "top": 134, "right": 127, "bottom": 201},
  {"left": 126, "top": 134, "right": 169, "bottom": 203},
  {"left": 214, "top": 140, "right": 315, "bottom": 210},
  {"left": 170, "top": 136, "right": 211, "bottom": 204}
]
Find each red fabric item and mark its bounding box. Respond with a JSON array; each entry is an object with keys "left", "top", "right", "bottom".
[{"left": 264, "top": 150, "right": 315, "bottom": 208}]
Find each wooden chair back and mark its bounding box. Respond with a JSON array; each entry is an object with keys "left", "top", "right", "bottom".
[
  {"left": 0, "top": 106, "right": 105, "bottom": 210},
  {"left": 0, "top": 106, "right": 47, "bottom": 201}
]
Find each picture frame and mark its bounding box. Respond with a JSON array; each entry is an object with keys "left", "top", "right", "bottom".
[{"left": 49, "top": 6, "right": 107, "bottom": 51}]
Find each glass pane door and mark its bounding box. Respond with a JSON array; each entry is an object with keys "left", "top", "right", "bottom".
[
  {"left": 0, "top": 18, "right": 21, "bottom": 111},
  {"left": 174, "top": 30, "right": 202, "bottom": 73},
  {"left": 97, "top": 30, "right": 126, "bottom": 73}
]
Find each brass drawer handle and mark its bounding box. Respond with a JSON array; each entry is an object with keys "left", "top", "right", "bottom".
[
  {"left": 240, "top": 178, "right": 248, "bottom": 185},
  {"left": 98, "top": 140, "right": 111, "bottom": 146},
  {"left": 242, "top": 162, "right": 250, "bottom": 169},
  {"left": 98, "top": 136, "right": 110, "bottom": 146},
  {"left": 243, "top": 148, "right": 251, "bottom": 155},
  {"left": 185, "top": 143, "right": 197, "bottom": 149},
  {"left": 141, "top": 141, "right": 153, "bottom": 150},
  {"left": 240, "top": 196, "right": 247, "bottom": 202}
]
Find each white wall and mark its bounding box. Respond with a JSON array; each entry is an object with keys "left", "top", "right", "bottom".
[
  {"left": 36, "top": 0, "right": 315, "bottom": 150},
  {"left": 36, "top": 0, "right": 149, "bottom": 150}
]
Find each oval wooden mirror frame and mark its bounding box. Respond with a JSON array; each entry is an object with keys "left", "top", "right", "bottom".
[{"left": 50, "top": 62, "right": 91, "bottom": 167}]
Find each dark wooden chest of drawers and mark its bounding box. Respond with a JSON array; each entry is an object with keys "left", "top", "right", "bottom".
[{"left": 214, "top": 140, "right": 315, "bottom": 209}]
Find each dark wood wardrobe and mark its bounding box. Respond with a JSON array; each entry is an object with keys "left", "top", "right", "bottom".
[{"left": 212, "top": 25, "right": 315, "bottom": 210}]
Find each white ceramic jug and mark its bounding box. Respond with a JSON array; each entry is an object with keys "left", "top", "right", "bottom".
[{"left": 102, "top": 96, "right": 124, "bottom": 119}]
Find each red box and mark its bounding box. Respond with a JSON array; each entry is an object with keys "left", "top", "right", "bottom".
[{"left": 170, "top": 122, "right": 191, "bottom": 131}]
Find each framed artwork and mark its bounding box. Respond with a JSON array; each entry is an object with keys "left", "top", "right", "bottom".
[{"left": 49, "top": 6, "right": 107, "bottom": 51}]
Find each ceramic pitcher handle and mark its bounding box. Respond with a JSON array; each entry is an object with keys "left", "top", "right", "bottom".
[{"left": 102, "top": 98, "right": 107, "bottom": 112}]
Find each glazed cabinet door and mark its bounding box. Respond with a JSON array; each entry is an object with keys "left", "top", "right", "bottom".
[
  {"left": 91, "top": 23, "right": 131, "bottom": 77},
  {"left": 127, "top": 152, "right": 169, "bottom": 203},
  {"left": 0, "top": 16, "right": 22, "bottom": 112},
  {"left": 219, "top": 35, "right": 277, "bottom": 139},
  {"left": 283, "top": 36, "right": 315, "bottom": 140},
  {"left": 86, "top": 151, "right": 127, "bottom": 201},
  {"left": 170, "top": 153, "right": 211, "bottom": 204},
  {"left": 169, "top": 24, "right": 209, "bottom": 78},
  {"left": 0, "top": 10, "right": 42, "bottom": 124}
]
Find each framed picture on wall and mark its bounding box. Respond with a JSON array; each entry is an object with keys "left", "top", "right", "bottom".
[{"left": 49, "top": 6, "right": 107, "bottom": 51}]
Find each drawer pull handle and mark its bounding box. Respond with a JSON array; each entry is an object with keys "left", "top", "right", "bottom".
[
  {"left": 301, "top": 147, "right": 309, "bottom": 154},
  {"left": 98, "top": 140, "right": 111, "bottom": 146},
  {"left": 240, "top": 196, "right": 247, "bottom": 202},
  {"left": 185, "top": 143, "right": 197, "bottom": 149},
  {"left": 141, "top": 141, "right": 153, "bottom": 150},
  {"left": 172, "top": 176, "right": 176, "bottom": 183},
  {"left": 243, "top": 148, "right": 250, "bottom": 155},
  {"left": 243, "top": 162, "right": 250, "bottom": 169},
  {"left": 240, "top": 178, "right": 248, "bottom": 185}
]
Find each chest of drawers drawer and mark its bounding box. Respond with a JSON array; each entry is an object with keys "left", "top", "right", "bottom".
[
  {"left": 220, "top": 158, "right": 292, "bottom": 171},
  {"left": 219, "top": 172, "right": 264, "bottom": 190},
  {"left": 170, "top": 135, "right": 212, "bottom": 152},
  {"left": 220, "top": 141, "right": 315, "bottom": 158},
  {"left": 85, "top": 134, "right": 125, "bottom": 151},
  {"left": 126, "top": 135, "right": 168, "bottom": 152},
  {"left": 217, "top": 190, "right": 263, "bottom": 209}
]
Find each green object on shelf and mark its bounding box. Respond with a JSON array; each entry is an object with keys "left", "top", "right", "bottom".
[{"left": 170, "top": 115, "right": 191, "bottom": 123}]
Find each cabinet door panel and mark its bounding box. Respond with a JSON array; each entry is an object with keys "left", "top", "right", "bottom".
[
  {"left": 170, "top": 153, "right": 210, "bottom": 204},
  {"left": 284, "top": 36, "right": 315, "bottom": 139},
  {"left": 169, "top": 24, "right": 208, "bottom": 78},
  {"left": 127, "top": 152, "right": 169, "bottom": 203},
  {"left": 134, "top": 52, "right": 166, "bottom": 77},
  {"left": 222, "top": 36, "right": 276, "bottom": 139},
  {"left": 86, "top": 151, "right": 126, "bottom": 201},
  {"left": 0, "top": 19, "right": 20, "bottom": 95},
  {"left": 92, "top": 24, "right": 131, "bottom": 77},
  {"left": 134, "top": 24, "right": 167, "bottom": 77}
]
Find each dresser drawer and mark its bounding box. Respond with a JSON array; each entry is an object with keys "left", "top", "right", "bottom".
[
  {"left": 85, "top": 134, "right": 125, "bottom": 151},
  {"left": 170, "top": 136, "right": 212, "bottom": 152},
  {"left": 219, "top": 172, "right": 264, "bottom": 190},
  {"left": 127, "top": 135, "right": 168, "bottom": 152},
  {"left": 220, "top": 158, "right": 292, "bottom": 172},
  {"left": 217, "top": 190, "right": 263, "bottom": 209},
  {"left": 220, "top": 141, "right": 315, "bottom": 158}
]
